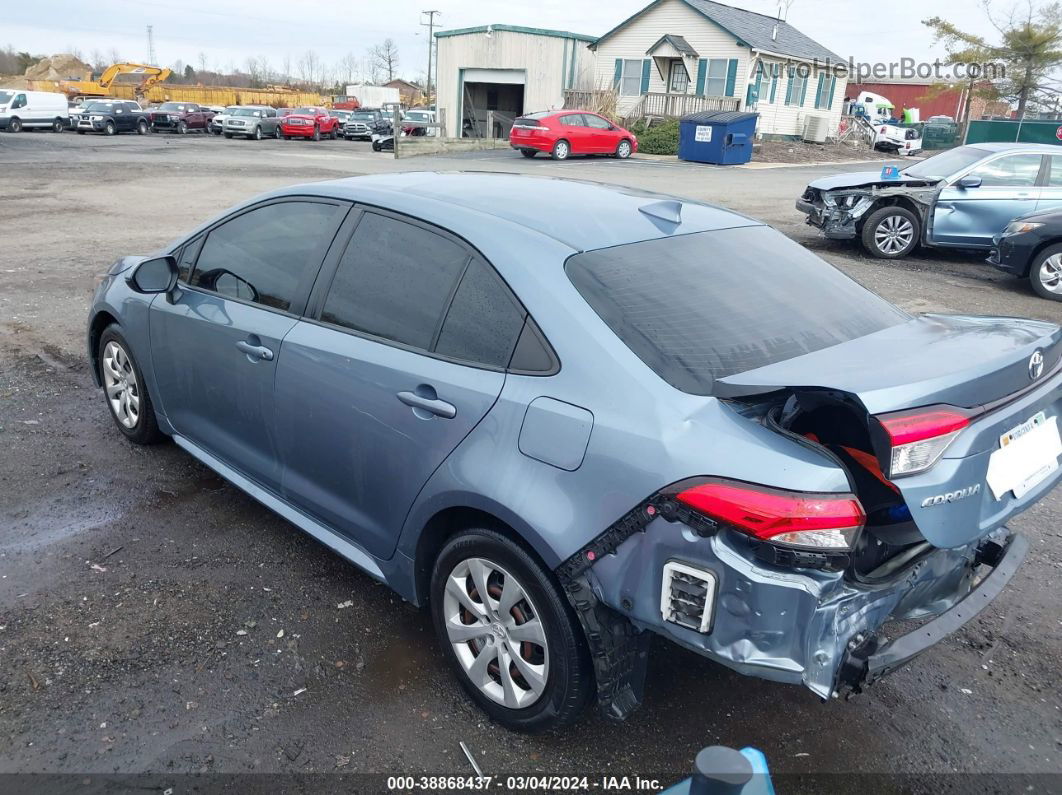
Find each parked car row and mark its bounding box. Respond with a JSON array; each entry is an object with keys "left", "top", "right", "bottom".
[{"left": 796, "top": 142, "right": 1062, "bottom": 301}]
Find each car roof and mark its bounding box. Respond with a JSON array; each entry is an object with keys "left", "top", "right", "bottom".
[
  {"left": 971, "top": 142, "right": 1062, "bottom": 154},
  {"left": 269, "top": 172, "right": 762, "bottom": 252}
]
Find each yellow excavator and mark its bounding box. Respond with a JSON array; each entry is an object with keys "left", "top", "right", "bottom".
[{"left": 59, "top": 63, "right": 172, "bottom": 101}]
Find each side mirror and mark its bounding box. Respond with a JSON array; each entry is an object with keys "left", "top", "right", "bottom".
[
  {"left": 958, "top": 175, "right": 982, "bottom": 189},
  {"left": 128, "top": 255, "right": 179, "bottom": 294}
]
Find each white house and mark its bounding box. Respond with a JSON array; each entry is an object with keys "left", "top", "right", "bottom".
[
  {"left": 434, "top": 24, "right": 596, "bottom": 140},
  {"left": 590, "top": 0, "right": 848, "bottom": 138}
]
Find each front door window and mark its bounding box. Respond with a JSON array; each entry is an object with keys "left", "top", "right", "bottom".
[{"left": 669, "top": 61, "right": 689, "bottom": 93}]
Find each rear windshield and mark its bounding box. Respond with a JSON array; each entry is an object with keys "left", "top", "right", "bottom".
[{"left": 566, "top": 228, "right": 908, "bottom": 394}]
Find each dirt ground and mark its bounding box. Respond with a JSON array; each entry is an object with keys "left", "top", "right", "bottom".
[
  {"left": 0, "top": 131, "right": 1060, "bottom": 793},
  {"left": 754, "top": 137, "right": 890, "bottom": 163}
]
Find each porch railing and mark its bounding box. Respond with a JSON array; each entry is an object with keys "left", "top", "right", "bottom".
[{"left": 642, "top": 92, "right": 739, "bottom": 118}]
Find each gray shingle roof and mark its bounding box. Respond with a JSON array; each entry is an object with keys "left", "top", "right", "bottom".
[
  {"left": 647, "top": 34, "right": 699, "bottom": 57},
  {"left": 684, "top": 0, "right": 841, "bottom": 62}
]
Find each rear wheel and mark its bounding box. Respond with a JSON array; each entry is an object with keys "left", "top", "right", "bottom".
[
  {"left": 430, "top": 528, "right": 592, "bottom": 732},
  {"left": 861, "top": 206, "right": 919, "bottom": 259},
  {"left": 551, "top": 139, "right": 570, "bottom": 160},
  {"left": 52, "top": 118, "right": 65, "bottom": 133},
  {"left": 520, "top": 149, "right": 537, "bottom": 158},
  {"left": 136, "top": 119, "right": 148, "bottom": 135},
  {"left": 615, "top": 139, "right": 632, "bottom": 159},
  {"left": 274, "top": 126, "right": 282, "bottom": 139},
  {"left": 1029, "top": 244, "right": 1062, "bottom": 301},
  {"left": 98, "top": 326, "right": 164, "bottom": 445}
]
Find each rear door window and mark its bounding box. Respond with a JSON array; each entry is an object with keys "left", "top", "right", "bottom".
[
  {"left": 966, "top": 154, "right": 1044, "bottom": 187},
  {"left": 435, "top": 258, "right": 526, "bottom": 368},
  {"left": 566, "top": 227, "right": 908, "bottom": 394},
  {"left": 190, "top": 201, "right": 343, "bottom": 312},
  {"left": 320, "top": 212, "right": 470, "bottom": 349}
]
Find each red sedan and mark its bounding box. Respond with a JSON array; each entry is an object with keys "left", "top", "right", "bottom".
[
  {"left": 280, "top": 106, "right": 341, "bottom": 140},
  {"left": 509, "top": 110, "right": 638, "bottom": 160}
]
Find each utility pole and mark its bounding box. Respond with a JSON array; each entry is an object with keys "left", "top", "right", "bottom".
[
  {"left": 421, "top": 10, "right": 440, "bottom": 106},
  {"left": 146, "top": 25, "right": 156, "bottom": 65}
]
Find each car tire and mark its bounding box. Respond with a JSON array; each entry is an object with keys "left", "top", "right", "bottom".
[
  {"left": 8, "top": 117, "right": 21, "bottom": 133},
  {"left": 76, "top": 130, "right": 86, "bottom": 135},
  {"left": 520, "top": 149, "right": 537, "bottom": 158},
  {"left": 274, "top": 126, "right": 282, "bottom": 139},
  {"left": 429, "top": 527, "right": 593, "bottom": 733},
  {"left": 224, "top": 133, "right": 233, "bottom": 139},
  {"left": 312, "top": 126, "right": 321, "bottom": 141},
  {"left": 615, "top": 139, "right": 632, "bottom": 159},
  {"left": 861, "top": 205, "right": 920, "bottom": 259},
  {"left": 104, "top": 120, "right": 116, "bottom": 136},
  {"left": 252, "top": 125, "right": 262, "bottom": 141},
  {"left": 97, "top": 325, "right": 165, "bottom": 445},
  {"left": 1029, "top": 243, "right": 1062, "bottom": 301},
  {"left": 52, "top": 118, "right": 65, "bottom": 133},
  {"left": 551, "top": 139, "right": 570, "bottom": 160},
  {"left": 177, "top": 120, "right": 188, "bottom": 135},
  {"left": 372, "top": 140, "right": 381, "bottom": 151}
]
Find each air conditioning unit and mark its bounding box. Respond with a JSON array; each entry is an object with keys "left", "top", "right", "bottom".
[{"left": 803, "top": 113, "right": 829, "bottom": 143}]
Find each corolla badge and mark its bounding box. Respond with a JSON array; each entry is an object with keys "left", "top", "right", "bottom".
[
  {"left": 1029, "top": 349, "right": 1044, "bottom": 381},
  {"left": 921, "top": 484, "right": 981, "bottom": 508}
]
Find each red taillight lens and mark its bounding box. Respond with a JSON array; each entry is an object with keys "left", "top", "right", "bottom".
[
  {"left": 877, "top": 405, "right": 974, "bottom": 477},
  {"left": 675, "top": 479, "right": 864, "bottom": 551}
]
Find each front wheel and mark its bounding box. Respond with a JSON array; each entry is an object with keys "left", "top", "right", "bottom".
[
  {"left": 615, "top": 139, "right": 632, "bottom": 159},
  {"left": 312, "top": 126, "right": 321, "bottom": 141},
  {"left": 1029, "top": 243, "right": 1062, "bottom": 301},
  {"left": 520, "top": 149, "right": 537, "bottom": 158},
  {"left": 8, "top": 117, "right": 22, "bottom": 133},
  {"left": 104, "top": 120, "right": 116, "bottom": 136},
  {"left": 551, "top": 139, "right": 570, "bottom": 160},
  {"left": 98, "top": 326, "right": 164, "bottom": 445},
  {"left": 177, "top": 120, "right": 188, "bottom": 135},
  {"left": 860, "top": 206, "right": 920, "bottom": 259},
  {"left": 252, "top": 125, "right": 262, "bottom": 141},
  {"left": 430, "top": 528, "right": 593, "bottom": 732}
]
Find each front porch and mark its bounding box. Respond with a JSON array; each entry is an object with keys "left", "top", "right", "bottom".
[{"left": 563, "top": 89, "right": 739, "bottom": 121}]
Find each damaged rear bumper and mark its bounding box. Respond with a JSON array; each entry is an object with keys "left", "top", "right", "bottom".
[{"left": 561, "top": 508, "right": 1025, "bottom": 718}]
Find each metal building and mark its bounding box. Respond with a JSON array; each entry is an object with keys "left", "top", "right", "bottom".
[{"left": 434, "top": 24, "right": 596, "bottom": 139}]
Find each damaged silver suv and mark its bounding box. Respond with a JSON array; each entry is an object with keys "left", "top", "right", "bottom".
[
  {"left": 797, "top": 143, "right": 1062, "bottom": 259},
  {"left": 89, "top": 173, "right": 1058, "bottom": 732}
]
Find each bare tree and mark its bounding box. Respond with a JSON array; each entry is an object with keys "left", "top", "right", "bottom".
[
  {"left": 258, "top": 54, "right": 273, "bottom": 85},
  {"left": 245, "top": 56, "right": 262, "bottom": 87},
  {"left": 297, "top": 49, "right": 319, "bottom": 85},
  {"left": 282, "top": 52, "right": 292, "bottom": 84},
  {"left": 369, "top": 38, "right": 399, "bottom": 82},
  {"left": 337, "top": 51, "right": 360, "bottom": 87},
  {"left": 90, "top": 49, "right": 106, "bottom": 72},
  {"left": 107, "top": 48, "right": 123, "bottom": 65}
]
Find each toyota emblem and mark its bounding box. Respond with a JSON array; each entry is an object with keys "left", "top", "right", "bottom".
[{"left": 1029, "top": 349, "right": 1045, "bottom": 380}]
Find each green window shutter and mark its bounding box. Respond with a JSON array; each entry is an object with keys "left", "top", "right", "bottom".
[
  {"left": 695, "top": 59, "right": 707, "bottom": 95},
  {"left": 745, "top": 64, "right": 761, "bottom": 105},
  {"left": 799, "top": 73, "right": 809, "bottom": 106},
  {"left": 640, "top": 59, "right": 651, "bottom": 94},
  {"left": 613, "top": 58, "right": 623, "bottom": 89},
  {"left": 814, "top": 74, "right": 826, "bottom": 108},
  {"left": 783, "top": 71, "right": 793, "bottom": 105},
  {"left": 769, "top": 70, "right": 777, "bottom": 103},
  {"left": 724, "top": 58, "right": 738, "bottom": 96},
  {"left": 827, "top": 76, "right": 837, "bottom": 109}
]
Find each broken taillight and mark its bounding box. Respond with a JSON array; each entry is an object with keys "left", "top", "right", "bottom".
[
  {"left": 876, "top": 405, "right": 974, "bottom": 477},
  {"left": 674, "top": 478, "right": 865, "bottom": 551}
]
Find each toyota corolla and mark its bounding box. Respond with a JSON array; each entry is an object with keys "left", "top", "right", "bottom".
[{"left": 88, "top": 173, "right": 1056, "bottom": 731}]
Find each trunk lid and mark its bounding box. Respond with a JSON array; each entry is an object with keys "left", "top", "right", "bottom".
[{"left": 718, "top": 314, "right": 1062, "bottom": 548}]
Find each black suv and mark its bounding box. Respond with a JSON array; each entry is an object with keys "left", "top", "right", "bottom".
[
  {"left": 75, "top": 100, "right": 150, "bottom": 136},
  {"left": 344, "top": 108, "right": 392, "bottom": 141}
]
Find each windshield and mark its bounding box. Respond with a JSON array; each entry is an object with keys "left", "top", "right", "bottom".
[
  {"left": 351, "top": 111, "right": 375, "bottom": 120},
  {"left": 566, "top": 227, "right": 909, "bottom": 394},
  {"left": 293, "top": 107, "right": 316, "bottom": 115},
  {"left": 84, "top": 102, "right": 115, "bottom": 112},
  {"left": 223, "top": 106, "right": 239, "bottom": 113},
  {"left": 158, "top": 103, "right": 187, "bottom": 111},
  {"left": 0, "top": 90, "right": 13, "bottom": 104},
  {"left": 233, "top": 108, "right": 261, "bottom": 116},
  {"left": 903, "top": 146, "right": 989, "bottom": 179}
]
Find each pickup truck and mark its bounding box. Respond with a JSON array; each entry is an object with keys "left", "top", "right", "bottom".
[
  {"left": 149, "top": 102, "right": 214, "bottom": 134},
  {"left": 344, "top": 108, "right": 392, "bottom": 141},
  {"left": 74, "top": 100, "right": 150, "bottom": 136}
]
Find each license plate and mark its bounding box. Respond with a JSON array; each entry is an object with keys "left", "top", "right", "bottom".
[{"left": 986, "top": 411, "right": 1062, "bottom": 499}]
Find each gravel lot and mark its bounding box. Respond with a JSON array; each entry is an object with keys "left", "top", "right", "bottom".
[{"left": 0, "top": 130, "right": 1060, "bottom": 792}]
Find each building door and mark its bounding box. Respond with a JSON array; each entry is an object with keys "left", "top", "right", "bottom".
[{"left": 669, "top": 61, "right": 688, "bottom": 94}]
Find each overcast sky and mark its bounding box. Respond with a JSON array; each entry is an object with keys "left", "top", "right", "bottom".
[{"left": 7, "top": 0, "right": 1005, "bottom": 81}]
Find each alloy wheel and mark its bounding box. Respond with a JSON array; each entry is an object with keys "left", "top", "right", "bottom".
[
  {"left": 874, "top": 214, "right": 914, "bottom": 255},
  {"left": 1038, "top": 253, "right": 1062, "bottom": 294},
  {"left": 102, "top": 341, "right": 140, "bottom": 429},
  {"left": 442, "top": 557, "right": 549, "bottom": 709}
]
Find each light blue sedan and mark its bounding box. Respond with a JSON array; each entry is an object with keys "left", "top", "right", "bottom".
[{"left": 797, "top": 142, "right": 1062, "bottom": 258}]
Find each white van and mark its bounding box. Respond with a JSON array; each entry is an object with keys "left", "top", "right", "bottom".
[{"left": 0, "top": 89, "right": 70, "bottom": 133}]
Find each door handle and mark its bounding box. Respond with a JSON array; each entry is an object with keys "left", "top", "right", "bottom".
[
  {"left": 235, "top": 340, "right": 274, "bottom": 361},
  {"left": 397, "top": 390, "right": 457, "bottom": 419}
]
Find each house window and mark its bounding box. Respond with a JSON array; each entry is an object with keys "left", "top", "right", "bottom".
[
  {"left": 815, "top": 75, "right": 834, "bottom": 109},
  {"left": 669, "top": 61, "right": 689, "bottom": 93},
  {"left": 619, "top": 59, "right": 643, "bottom": 96},
  {"left": 786, "top": 68, "right": 807, "bottom": 106},
  {"left": 704, "top": 59, "right": 728, "bottom": 96}
]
